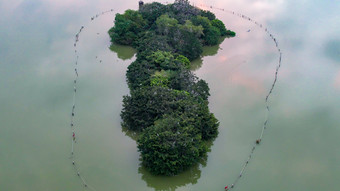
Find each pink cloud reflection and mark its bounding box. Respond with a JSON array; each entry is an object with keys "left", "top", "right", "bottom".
[
  {"left": 231, "top": 71, "right": 265, "bottom": 94},
  {"left": 334, "top": 70, "right": 340, "bottom": 90},
  {"left": 218, "top": 55, "right": 228, "bottom": 62}
]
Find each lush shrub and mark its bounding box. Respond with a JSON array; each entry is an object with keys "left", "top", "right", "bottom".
[
  {"left": 211, "top": 19, "right": 228, "bottom": 36},
  {"left": 200, "top": 10, "right": 216, "bottom": 20},
  {"left": 121, "top": 87, "right": 188, "bottom": 131},
  {"left": 135, "top": 31, "right": 174, "bottom": 60},
  {"left": 126, "top": 60, "right": 155, "bottom": 90},
  {"left": 146, "top": 51, "right": 180, "bottom": 70},
  {"left": 226, "top": 30, "right": 236, "bottom": 37},
  {"left": 170, "top": 0, "right": 200, "bottom": 24},
  {"left": 169, "top": 97, "right": 219, "bottom": 140},
  {"left": 179, "top": 20, "right": 204, "bottom": 38},
  {"left": 138, "top": 114, "right": 205, "bottom": 176},
  {"left": 175, "top": 55, "right": 190, "bottom": 69},
  {"left": 191, "top": 15, "right": 211, "bottom": 31},
  {"left": 191, "top": 15, "right": 221, "bottom": 45},
  {"left": 150, "top": 70, "right": 171, "bottom": 87},
  {"left": 156, "top": 14, "right": 179, "bottom": 36},
  {"left": 121, "top": 85, "right": 218, "bottom": 141},
  {"left": 108, "top": 10, "right": 146, "bottom": 45},
  {"left": 173, "top": 29, "right": 203, "bottom": 60},
  {"left": 204, "top": 26, "right": 221, "bottom": 45},
  {"left": 139, "top": 2, "right": 168, "bottom": 27}
]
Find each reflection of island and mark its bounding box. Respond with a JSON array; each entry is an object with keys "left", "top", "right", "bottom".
[
  {"left": 109, "top": 43, "right": 136, "bottom": 60},
  {"left": 191, "top": 37, "right": 226, "bottom": 71},
  {"left": 139, "top": 162, "right": 201, "bottom": 191}
]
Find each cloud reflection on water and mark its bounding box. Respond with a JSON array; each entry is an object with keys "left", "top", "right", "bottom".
[{"left": 334, "top": 70, "right": 340, "bottom": 90}]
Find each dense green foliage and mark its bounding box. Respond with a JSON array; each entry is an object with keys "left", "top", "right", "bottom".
[
  {"left": 226, "top": 30, "right": 236, "bottom": 37},
  {"left": 121, "top": 86, "right": 218, "bottom": 137},
  {"left": 108, "top": 10, "right": 146, "bottom": 45},
  {"left": 109, "top": 0, "right": 234, "bottom": 176},
  {"left": 135, "top": 31, "right": 174, "bottom": 60},
  {"left": 156, "top": 14, "right": 178, "bottom": 35},
  {"left": 108, "top": 1, "right": 236, "bottom": 60},
  {"left": 139, "top": 2, "right": 167, "bottom": 28},
  {"left": 200, "top": 10, "right": 216, "bottom": 20},
  {"left": 211, "top": 19, "right": 227, "bottom": 36},
  {"left": 138, "top": 115, "right": 205, "bottom": 175},
  {"left": 191, "top": 15, "right": 223, "bottom": 45}
]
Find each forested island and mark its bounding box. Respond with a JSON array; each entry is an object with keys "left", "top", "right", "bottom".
[{"left": 108, "top": 0, "right": 235, "bottom": 176}]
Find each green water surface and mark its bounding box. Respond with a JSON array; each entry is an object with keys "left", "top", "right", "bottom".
[{"left": 0, "top": 0, "right": 339, "bottom": 190}]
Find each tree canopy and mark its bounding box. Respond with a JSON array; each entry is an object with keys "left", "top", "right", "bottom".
[
  {"left": 138, "top": 114, "right": 205, "bottom": 175},
  {"left": 108, "top": 10, "right": 146, "bottom": 45}
]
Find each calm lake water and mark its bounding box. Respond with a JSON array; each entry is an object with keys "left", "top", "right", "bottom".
[{"left": 1, "top": 0, "right": 339, "bottom": 190}]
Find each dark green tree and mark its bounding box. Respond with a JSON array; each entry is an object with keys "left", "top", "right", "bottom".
[
  {"left": 170, "top": 0, "right": 200, "bottom": 24},
  {"left": 146, "top": 51, "right": 182, "bottom": 70},
  {"left": 191, "top": 79, "right": 210, "bottom": 100},
  {"left": 171, "top": 29, "right": 203, "bottom": 60},
  {"left": 169, "top": 97, "right": 219, "bottom": 140},
  {"left": 168, "top": 69, "right": 210, "bottom": 101},
  {"left": 204, "top": 26, "right": 221, "bottom": 45},
  {"left": 139, "top": 2, "right": 168, "bottom": 27},
  {"left": 211, "top": 19, "right": 228, "bottom": 36},
  {"left": 135, "top": 31, "right": 173, "bottom": 60},
  {"left": 150, "top": 70, "right": 171, "bottom": 87},
  {"left": 191, "top": 15, "right": 221, "bottom": 45},
  {"left": 108, "top": 10, "right": 146, "bottom": 45},
  {"left": 179, "top": 20, "right": 204, "bottom": 38},
  {"left": 138, "top": 114, "right": 206, "bottom": 176},
  {"left": 200, "top": 10, "right": 216, "bottom": 20},
  {"left": 175, "top": 54, "right": 190, "bottom": 69},
  {"left": 126, "top": 60, "right": 156, "bottom": 90},
  {"left": 156, "top": 14, "right": 179, "bottom": 36},
  {"left": 121, "top": 87, "right": 189, "bottom": 131},
  {"left": 226, "top": 30, "right": 236, "bottom": 37},
  {"left": 191, "top": 15, "right": 211, "bottom": 30}
]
